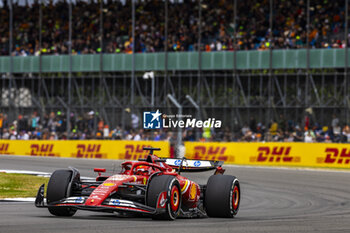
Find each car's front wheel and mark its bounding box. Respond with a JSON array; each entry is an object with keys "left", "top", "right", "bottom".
[
  {"left": 47, "top": 169, "right": 77, "bottom": 216},
  {"left": 146, "top": 175, "right": 181, "bottom": 220}
]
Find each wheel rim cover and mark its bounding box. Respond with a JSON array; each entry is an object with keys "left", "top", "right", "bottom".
[
  {"left": 170, "top": 186, "right": 179, "bottom": 212},
  {"left": 232, "top": 186, "right": 239, "bottom": 210}
]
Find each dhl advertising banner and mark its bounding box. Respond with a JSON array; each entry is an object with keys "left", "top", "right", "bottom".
[
  {"left": 2, "top": 139, "right": 350, "bottom": 169},
  {"left": 0, "top": 140, "right": 170, "bottom": 160},
  {"left": 185, "top": 142, "right": 350, "bottom": 169}
]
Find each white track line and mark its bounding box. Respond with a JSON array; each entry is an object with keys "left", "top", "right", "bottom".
[
  {"left": 0, "top": 169, "right": 51, "bottom": 177},
  {"left": 0, "top": 198, "right": 36, "bottom": 202},
  {"left": 0, "top": 169, "right": 94, "bottom": 179}
]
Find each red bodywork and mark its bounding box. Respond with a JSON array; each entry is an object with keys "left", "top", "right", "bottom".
[
  {"left": 35, "top": 149, "right": 236, "bottom": 219},
  {"left": 82, "top": 155, "right": 200, "bottom": 210},
  {"left": 48, "top": 154, "right": 204, "bottom": 215}
]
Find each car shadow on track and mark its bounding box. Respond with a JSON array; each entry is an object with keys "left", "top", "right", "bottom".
[
  {"left": 35, "top": 213, "right": 214, "bottom": 222},
  {"left": 36, "top": 214, "right": 159, "bottom": 222}
]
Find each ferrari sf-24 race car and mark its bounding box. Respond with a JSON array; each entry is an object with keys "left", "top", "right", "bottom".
[{"left": 35, "top": 147, "right": 240, "bottom": 220}]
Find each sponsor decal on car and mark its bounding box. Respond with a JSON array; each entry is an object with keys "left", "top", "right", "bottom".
[
  {"left": 63, "top": 197, "right": 86, "bottom": 204},
  {"left": 107, "top": 175, "right": 129, "bottom": 181},
  {"left": 106, "top": 174, "right": 137, "bottom": 182},
  {"left": 193, "top": 161, "right": 201, "bottom": 167},
  {"left": 174, "top": 159, "right": 181, "bottom": 166},
  {"left": 189, "top": 183, "right": 197, "bottom": 200},
  {"left": 111, "top": 199, "right": 120, "bottom": 206},
  {"left": 166, "top": 159, "right": 211, "bottom": 168},
  {"left": 108, "top": 199, "right": 137, "bottom": 208},
  {"left": 157, "top": 192, "right": 167, "bottom": 208},
  {"left": 181, "top": 180, "right": 189, "bottom": 194},
  {"left": 103, "top": 183, "right": 115, "bottom": 186}
]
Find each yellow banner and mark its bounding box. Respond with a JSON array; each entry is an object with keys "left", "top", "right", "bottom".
[
  {"left": 3, "top": 140, "right": 350, "bottom": 169},
  {"left": 185, "top": 142, "right": 350, "bottom": 169},
  {"left": 0, "top": 140, "right": 170, "bottom": 160}
]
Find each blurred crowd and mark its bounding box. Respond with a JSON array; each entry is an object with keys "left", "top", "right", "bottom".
[
  {"left": 0, "top": 0, "right": 347, "bottom": 56},
  {"left": 227, "top": 114, "right": 350, "bottom": 143},
  {"left": 0, "top": 111, "right": 349, "bottom": 143}
]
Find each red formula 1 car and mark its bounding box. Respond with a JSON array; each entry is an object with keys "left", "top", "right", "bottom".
[{"left": 35, "top": 148, "right": 240, "bottom": 220}]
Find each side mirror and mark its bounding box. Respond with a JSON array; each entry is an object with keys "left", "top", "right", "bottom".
[
  {"left": 214, "top": 166, "right": 225, "bottom": 175},
  {"left": 94, "top": 168, "right": 106, "bottom": 176}
]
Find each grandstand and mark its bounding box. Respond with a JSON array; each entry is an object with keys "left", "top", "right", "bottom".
[{"left": 0, "top": 0, "right": 349, "bottom": 142}]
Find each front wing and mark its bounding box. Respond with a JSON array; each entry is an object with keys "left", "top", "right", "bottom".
[{"left": 35, "top": 184, "right": 165, "bottom": 216}]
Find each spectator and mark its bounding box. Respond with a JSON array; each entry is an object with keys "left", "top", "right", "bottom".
[
  {"left": 0, "top": 110, "right": 350, "bottom": 144},
  {"left": 0, "top": 0, "right": 346, "bottom": 56},
  {"left": 103, "top": 125, "right": 110, "bottom": 139},
  {"left": 133, "top": 129, "right": 142, "bottom": 141},
  {"left": 342, "top": 125, "right": 350, "bottom": 142},
  {"left": 249, "top": 117, "right": 257, "bottom": 133},
  {"left": 304, "top": 130, "right": 315, "bottom": 142},
  {"left": 0, "top": 114, "right": 4, "bottom": 138},
  {"left": 331, "top": 114, "right": 339, "bottom": 128},
  {"left": 293, "top": 126, "right": 304, "bottom": 142},
  {"left": 269, "top": 120, "right": 278, "bottom": 136},
  {"left": 184, "top": 130, "right": 195, "bottom": 142},
  {"left": 241, "top": 124, "right": 250, "bottom": 136}
]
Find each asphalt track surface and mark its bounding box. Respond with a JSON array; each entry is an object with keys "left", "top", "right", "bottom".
[{"left": 1, "top": 155, "right": 350, "bottom": 233}]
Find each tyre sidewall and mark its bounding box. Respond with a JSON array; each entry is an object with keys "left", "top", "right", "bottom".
[
  {"left": 147, "top": 175, "right": 181, "bottom": 220},
  {"left": 47, "top": 169, "right": 77, "bottom": 216},
  {"left": 229, "top": 178, "right": 240, "bottom": 216},
  {"left": 205, "top": 175, "right": 240, "bottom": 218}
]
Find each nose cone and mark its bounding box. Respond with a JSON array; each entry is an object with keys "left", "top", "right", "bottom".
[{"left": 85, "top": 175, "right": 136, "bottom": 206}]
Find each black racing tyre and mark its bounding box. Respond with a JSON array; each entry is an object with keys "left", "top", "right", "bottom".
[
  {"left": 146, "top": 175, "right": 181, "bottom": 220},
  {"left": 204, "top": 175, "right": 240, "bottom": 218},
  {"left": 47, "top": 170, "right": 77, "bottom": 217}
]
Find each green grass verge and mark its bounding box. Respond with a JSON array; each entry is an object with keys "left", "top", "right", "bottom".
[{"left": 0, "top": 173, "right": 49, "bottom": 198}]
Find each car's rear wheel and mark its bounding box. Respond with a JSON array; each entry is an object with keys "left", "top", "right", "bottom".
[
  {"left": 146, "top": 175, "right": 181, "bottom": 220},
  {"left": 204, "top": 175, "right": 240, "bottom": 218},
  {"left": 47, "top": 169, "right": 77, "bottom": 216}
]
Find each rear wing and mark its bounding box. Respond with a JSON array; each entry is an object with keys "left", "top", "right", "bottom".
[{"left": 164, "top": 158, "right": 224, "bottom": 172}]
